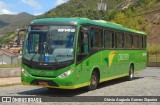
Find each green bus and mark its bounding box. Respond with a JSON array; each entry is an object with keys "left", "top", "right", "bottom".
[{"left": 21, "top": 18, "right": 147, "bottom": 90}]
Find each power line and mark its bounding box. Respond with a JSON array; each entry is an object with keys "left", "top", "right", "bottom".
[
  {"left": 112, "top": 8, "right": 160, "bottom": 21},
  {"left": 108, "top": 0, "right": 127, "bottom": 15}
]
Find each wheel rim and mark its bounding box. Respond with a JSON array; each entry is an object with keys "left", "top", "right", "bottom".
[
  {"left": 90, "top": 74, "right": 97, "bottom": 89},
  {"left": 130, "top": 68, "right": 134, "bottom": 79}
]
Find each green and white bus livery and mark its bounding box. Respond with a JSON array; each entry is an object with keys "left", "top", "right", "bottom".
[{"left": 21, "top": 18, "right": 147, "bottom": 90}]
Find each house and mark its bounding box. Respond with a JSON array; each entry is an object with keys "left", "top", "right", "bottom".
[{"left": 0, "top": 49, "right": 19, "bottom": 65}]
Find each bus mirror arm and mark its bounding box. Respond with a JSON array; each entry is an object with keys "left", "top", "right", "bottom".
[
  {"left": 17, "top": 28, "right": 27, "bottom": 46},
  {"left": 21, "top": 41, "right": 24, "bottom": 55}
]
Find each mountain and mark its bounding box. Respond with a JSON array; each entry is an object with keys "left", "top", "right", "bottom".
[
  {"left": 0, "top": 21, "right": 9, "bottom": 28},
  {"left": 0, "top": 12, "right": 36, "bottom": 37},
  {"left": 39, "top": 0, "right": 160, "bottom": 46}
]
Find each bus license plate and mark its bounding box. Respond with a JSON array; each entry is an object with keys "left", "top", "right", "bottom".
[{"left": 39, "top": 81, "right": 48, "bottom": 86}]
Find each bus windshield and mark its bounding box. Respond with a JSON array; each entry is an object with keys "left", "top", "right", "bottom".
[{"left": 22, "top": 25, "right": 76, "bottom": 63}]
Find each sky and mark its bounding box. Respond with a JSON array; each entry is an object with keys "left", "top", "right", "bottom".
[{"left": 0, "top": 0, "right": 69, "bottom": 16}]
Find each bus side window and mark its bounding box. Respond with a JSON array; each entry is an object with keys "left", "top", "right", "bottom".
[
  {"left": 90, "top": 28, "right": 103, "bottom": 49},
  {"left": 115, "top": 32, "right": 123, "bottom": 49},
  {"left": 78, "top": 27, "right": 89, "bottom": 54},
  {"left": 142, "top": 35, "right": 146, "bottom": 49},
  {"left": 83, "top": 33, "right": 89, "bottom": 53},
  {"left": 137, "top": 35, "right": 139, "bottom": 49},
  {"left": 131, "top": 35, "right": 134, "bottom": 48},
  {"left": 139, "top": 36, "right": 143, "bottom": 49},
  {"left": 90, "top": 30, "right": 95, "bottom": 48},
  {"left": 125, "top": 34, "right": 131, "bottom": 49},
  {"left": 122, "top": 33, "right": 124, "bottom": 48},
  {"left": 77, "top": 26, "right": 89, "bottom": 63},
  {"left": 133, "top": 35, "right": 139, "bottom": 49},
  {"left": 143, "top": 36, "right": 147, "bottom": 49},
  {"left": 104, "top": 30, "right": 113, "bottom": 49}
]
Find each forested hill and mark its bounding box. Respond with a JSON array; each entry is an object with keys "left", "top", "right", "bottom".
[
  {"left": 0, "top": 12, "right": 35, "bottom": 37},
  {"left": 39, "top": 0, "right": 125, "bottom": 19},
  {"left": 39, "top": 0, "right": 160, "bottom": 46}
]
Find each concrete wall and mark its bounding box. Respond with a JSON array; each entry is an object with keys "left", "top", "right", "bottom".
[
  {"left": 3, "top": 55, "right": 11, "bottom": 64},
  {"left": 0, "top": 54, "right": 19, "bottom": 64},
  {"left": 147, "top": 62, "right": 160, "bottom": 67},
  {"left": 12, "top": 56, "right": 18, "bottom": 64},
  {"left": 0, "top": 54, "right": 2, "bottom": 64},
  {"left": 0, "top": 68, "right": 21, "bottom": 78}
]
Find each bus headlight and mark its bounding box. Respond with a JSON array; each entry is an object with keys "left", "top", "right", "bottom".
[
  {"left": 59, "top": 69, "right": 74, "bottom": 78},
  {"left": 21, "top": 68, "right": 29, "bottom": 75}
]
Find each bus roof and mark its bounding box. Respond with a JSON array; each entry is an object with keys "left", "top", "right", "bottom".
[{"left": 31, "top": 18, "right": 147, "bottom": 35}]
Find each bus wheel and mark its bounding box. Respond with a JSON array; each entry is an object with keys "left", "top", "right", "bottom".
[
  {"left": 128, "top": 65, "right": 134, "bottom": 81},
  {"left": 87, "top": 71, "right": 98, "bottom": 90}
]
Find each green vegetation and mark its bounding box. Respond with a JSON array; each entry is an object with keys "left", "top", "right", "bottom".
[
  {"left": 111, "top": 11, "right": 146, "bottom": 31},
  {"left": 147, "top": 44, "right": 160, "bottom": 62},
  {"left": 0, "top": 32, "right": 15, "bottom": 47},
  {"left": 0, "top": 64, "right": 20, "bottom": 68},
  {"left": 39, "top": 0, "right": 125, "bottom": 19},
  {"left": 147, "top": 44, "right": 160, "bottom": 54},
  {"left": 148, "top": 54, "right": 160, "bottom": 62}
]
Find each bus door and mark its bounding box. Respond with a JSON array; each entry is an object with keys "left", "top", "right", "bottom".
[{"left": 76, "top": 26, "right": 90, "bottom": 83}]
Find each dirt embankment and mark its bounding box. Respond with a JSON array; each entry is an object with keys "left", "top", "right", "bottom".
[{"left": 144, "top": 10, "right": 160, "bottom": 45}]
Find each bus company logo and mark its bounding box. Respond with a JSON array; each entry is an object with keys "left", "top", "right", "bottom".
[
  {"left": 118, "top": 54, "right": 129, "bottom": 61},
  {"left": 40, "top": 71, "right": 45, "bottom": 75},
  {"left": 58, "top": 29, "right": 75, "bottom": 32},
  {"left": 2, "top": 97, "right": 11, "bottom": 102},
  {"left": 108, "top": 51, "right": 117, "bottom": 68}
]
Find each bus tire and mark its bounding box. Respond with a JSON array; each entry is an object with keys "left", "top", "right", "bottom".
[
  {"left": 87, "top": 71, "right": 98, "bottom": 91},
  {"left": 128, "top": 65, "right": 134, "bottom": 81}
]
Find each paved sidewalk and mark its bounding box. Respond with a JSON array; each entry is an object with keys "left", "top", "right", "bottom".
[{"left": 0, "top": 77, "right": 21, "bottom": 86}]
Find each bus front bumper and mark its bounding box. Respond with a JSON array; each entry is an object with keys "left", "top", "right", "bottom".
[{"left": 21, "top": 71, "right": 89, "bottom": 89}]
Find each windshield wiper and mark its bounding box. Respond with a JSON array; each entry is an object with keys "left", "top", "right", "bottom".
[{"left": 54, "top": 55, "right": 58, "bottom": 63}]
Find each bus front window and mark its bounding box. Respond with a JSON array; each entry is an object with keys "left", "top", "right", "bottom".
[{"left": 23, "top": 25, "right": 76, "bottom": 63}]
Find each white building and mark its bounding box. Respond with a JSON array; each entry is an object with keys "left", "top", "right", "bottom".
[{"left": 0, "top": 49, "right": 19, "bottom": 65}]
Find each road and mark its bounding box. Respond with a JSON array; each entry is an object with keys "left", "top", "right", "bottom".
[{"left": 0, "top": 67, "right": 160, "bottom": 105}]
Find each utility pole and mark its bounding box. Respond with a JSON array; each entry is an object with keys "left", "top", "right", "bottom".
[{"left": 98, "top": 0, "right": 107, "bottom": 20}]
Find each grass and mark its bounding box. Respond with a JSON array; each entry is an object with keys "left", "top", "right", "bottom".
[
  {"left": 147, "top": 44, "right": 160, "bottom": 54},
  {"left": 147, "top": 44, "right": 160, "bottom": 62},
  {"left": 0, "top": 64, "right": 21, "bottom": 68},
  {"left": 148, "top": 54, "right": 160, "bottom": 62}
]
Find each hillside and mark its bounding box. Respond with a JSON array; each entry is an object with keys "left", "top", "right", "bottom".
[
  {"left": 0, "top": 12, "right": 36, "bottom": 37},
  {"left": 39, "top": 0, "right": 125, "bottom": 19},
  {"left": 39, "top": 0, "right": 160, "bottom": 46}
]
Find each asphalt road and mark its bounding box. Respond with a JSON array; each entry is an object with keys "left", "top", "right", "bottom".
[{"left": 0, "top": 67, "right": 160, "bottom": 105}]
